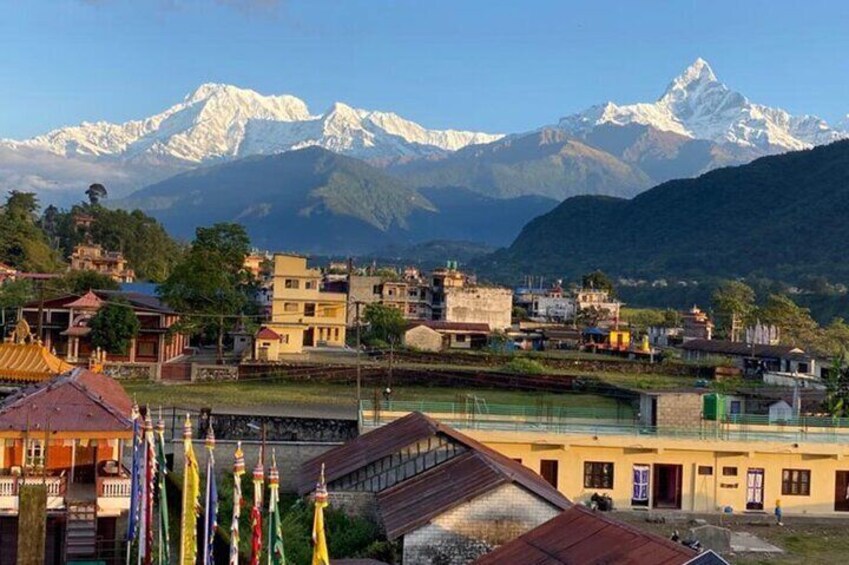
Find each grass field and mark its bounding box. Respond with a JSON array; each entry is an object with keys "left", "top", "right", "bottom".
[{"left": 121, "top": 378, "right": 631, "bottom": 413}]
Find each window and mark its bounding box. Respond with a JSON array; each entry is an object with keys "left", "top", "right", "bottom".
[
  {"left": 25, "top": 439, "right": 45, "bottom": 470},
  {"left": 798, "top": 362, "right": 809, "bottom": 374},
  {"left": 730, "top": 400, "right": 742, "bottom": 415},
  {"left": 698, "top": 466, "right": 714, "bottom": 476},
  {"left": 722, "top": 467, "right": 738, "bottom": 476},
  {"left": 455, "top": 334, "right": 467, "bottom": 343},
  {"left": 632, "top": 465, "right": 649, "bottom": 506},
  {"left": 373, "top": 285, "right": 382, "bottom": 295},
  {"left": 284, "top": 279, "right": 299, "bottom": 289},
  {"left": 138, "top": 341, "right": 156, "bottom": 358},
  {"left": 540, "top": 460, "right": 559, "bottom": 488},
  {"left": 305, "top": 280, "right": 316, "bottom": 290},
  {"left": 782, "top": 469, "right": 811, "bottom": 496},
  {"left": 281, "top": 334, "right": 289, "bottom": 344},
  {"left": 283, "top": 303, "right": 299, "bottom": 313},
  {"left": 334, "top": 328, "right": 340, "bottom": 340},
  {"left": 584, "top": 462, "right": 614, "bottom": 489},
  {"left": 304, "top": 303, "right": 316, "bottom": 317}
]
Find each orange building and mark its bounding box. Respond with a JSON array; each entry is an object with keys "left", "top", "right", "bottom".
[
  {"left": 69, "top": 243, "right": 135, "bottom": 283},
  {"left": 0, "top": 368, "right": 134, "bottom": 563}
]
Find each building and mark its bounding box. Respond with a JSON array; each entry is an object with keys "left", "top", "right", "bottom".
[
  {"left": 430, "top": 264, "right": 471, "bottom": 321},
  {"left": 574, "top": 288, "right": 621, "bottom": 322},
  {"left": 403, "top": 321, "right": 491, "bottom": 351},
  {"left": 682, "top": 306, "right": 714, "bottom": 341},
  {"left": 243, "top": 251, "right": 271, "bottom": 280},
  {"left": 362, "top": 395, "right": 849, "bottom": 517},
  {"left": 0, "top": 319, "right": 73, "bottom": 383},
  {"left": 0, "top": 368, "right": 133, "bottom": 563},
  {"left": 475, "top": 505, "right": 702, "bottom": 565},
  {"left": 68, "top": 244, "right": 135, "bottom": 283},
  {"left": 18, "top": 290, "right": 187, "bottom": 364},
  {"left": 680, "top": 339, "right": 821, "bottom": 379},
  {"left": 298, "top": 412, "right": 570, "bottom": 565},
  {"left": 257, "top": 254, "right": 347, "bottom": 357},
  {"left": 443, "top": 287, "right": 512, "bottom": 331}
]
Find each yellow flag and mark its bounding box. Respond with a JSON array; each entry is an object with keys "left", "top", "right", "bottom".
[
  {"left": 180, "top": 415, "right": 201, "bottom": 565},
  {"left": 311, "top": 464, "right": 330, "bottom": 565}
]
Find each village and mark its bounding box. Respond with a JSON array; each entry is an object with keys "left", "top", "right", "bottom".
[{"left": 1, "top": 234, "right": 849, "bottom": 565}]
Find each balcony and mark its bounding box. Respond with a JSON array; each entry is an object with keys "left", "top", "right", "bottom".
[
  {"left": 0, "top": 475, "right": 67, "bottom": 511},
  {"left": 0, "top": 469, "right": 131, "bottom": 515}
]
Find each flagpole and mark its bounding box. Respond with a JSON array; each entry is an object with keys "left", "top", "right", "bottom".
[{"left": 203, "top": 424, "right": 216, "bottom": 565}]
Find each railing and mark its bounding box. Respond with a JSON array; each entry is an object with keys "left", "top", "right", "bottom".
[
  {"left": 360, "top": 399, "right": 637, "bottom": 422},
  {"left": 98, "top": 477, "right": 132, "bottom": 498},
  {"left": 724, "top": 413, "right": 849, "bottom": 428},
  {"left": 0, "top": 475, "right": 67, "bottom": 497},
  {"left": 0, "top": 476, "right": 15, "bottom": 496}
]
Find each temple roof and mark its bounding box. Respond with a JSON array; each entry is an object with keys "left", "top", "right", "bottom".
[
  {"left": 65, "top": 290, "right": 104, "bottom": 309},
  {"left": 0, "top": 342, "right": 74, "bottom": 383}
]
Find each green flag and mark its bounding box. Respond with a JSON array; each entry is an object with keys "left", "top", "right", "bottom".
[
  {"left": 267, "top": 451, "right": 285, "bottom": 565},
  {"left": 155, "top": 414, "right": 171, "bottom": 565}
]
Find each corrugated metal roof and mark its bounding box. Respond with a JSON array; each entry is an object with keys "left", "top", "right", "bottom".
[
  {"left": 0, "top": 368, "right": 132, "bottom": 434},
  {"left": 0, "top": 342, "right": 74, "bottom": 383},
  {"left": 406, "top": 320, "right": 491, "bottom": 333},
  {"left": 379, "top": 451, "right": 511, "bottom": 539},
  {"left": 298, "top": 412, "right": 569, "bottom": 512},
  {"left": 474, "top": 506, "right": 697, "bottom": 565},
  {"left": 680, "top": 339, "right": 807, "bottom": 359}
]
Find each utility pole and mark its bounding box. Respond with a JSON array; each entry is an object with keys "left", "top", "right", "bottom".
[
  {"left": 36, "top": 279, "right": 45, "bottom": 342},
  {"left": 355, "top": 301, "right": 362, "bottom": 404}
]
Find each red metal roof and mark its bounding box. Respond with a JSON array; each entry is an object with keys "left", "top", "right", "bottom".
[
  {"left": 65, "top": 290, "right": 104, "bottom": 309},
  {"left": 474, "top": 506, "right": 697, "bottom": 565},
  {"left": 298, "top": 412, "right": 570, "bottom": 513},
  {"left": 256, "top": 327, "right": 282, "bottom": 340},
  {"left": 0, "top": 368, "right": 132, "bottom": 434}
]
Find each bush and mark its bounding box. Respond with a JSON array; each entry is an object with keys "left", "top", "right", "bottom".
[{"left": 501, "top": 357, "right": 547, "bottom": 375}]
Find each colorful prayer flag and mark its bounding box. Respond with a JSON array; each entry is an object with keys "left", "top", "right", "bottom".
[
  {"left": 311, "top": 464, "right": 330, "bottom": 565},
  {"left": 203, "top": 426, "right": 218, "bottom": 565},
  {"left": 180, "top": 414, "right": 201, "bottom": 565},
  {"left": 267, "top": 451, "right": 285, "bottom": 565},
  {"left": 126, "top": 404, "right": 142, "bottom": 565},
  {"left": 155, "top": 411, "right": 171, "bottom": 565},
  {"left": 140, "top": 410, "right": 156, "bottom": 565},
  {"left": 230, "top": 442, "right": 245, "bottom": 565},
  {"left": 250, "top": 451, "right": 264, "bottom": 565}
]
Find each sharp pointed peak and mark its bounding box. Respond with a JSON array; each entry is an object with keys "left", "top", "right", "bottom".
[{"left": 674, "top": 58, "right": 718, "bottom": 86}]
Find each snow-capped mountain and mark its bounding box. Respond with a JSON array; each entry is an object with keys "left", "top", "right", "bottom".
[
  {"left": 559, "top": 58, "right": 847, "bottom": 152},
  {"left": 7, "top": 83, "right": 502, "bottom": 162},
  {"left": 0, "top": 83, "right": 502, "bottom": 201}
]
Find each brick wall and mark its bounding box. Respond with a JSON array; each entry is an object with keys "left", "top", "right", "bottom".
[
  {"left": 402, "top": 483, "right": 560, "bottom": 565},
  {"left": 656, "top": 393, "right": 704, "bottom": 428}
]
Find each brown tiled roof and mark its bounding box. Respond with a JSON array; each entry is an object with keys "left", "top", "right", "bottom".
[
  {"left": 680, "top": 339, "right": 807, "bottom": 359},
  {"left": 378, "top": 450, "right": 568, "bottom": 540},
  {"left": 298, "top": 412, "right": 570, "bottom": 513},
  {"left": 256, "top": 327, "right": 282, "bottom": 340},
  {"left": 474, "top": 506, "right": 697, "bottom": 565},
  {"left": 406, "top": 320, "right": 490, "bottom": 333},
  {"left": 0, "top": 343, "right": 74, "bottom": 383},
  {"left": 0, "top": 368, "right": 132, "bottom": 434},
  {"left": 66, "top": 290, "right": 104, "bottom": 309}
]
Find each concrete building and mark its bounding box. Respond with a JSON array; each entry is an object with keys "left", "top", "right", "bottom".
[
  {"left": 443, "top": 287, "right": 512, "bottom": 331},
  {"left": 68, "top": 243, "right": 135, "bottom": 283},
  {"left": 682, "top": 306, "right": 714, "bottom": 341},
  {"left": 574, "top": 288, "right": 621, "bottom": 321},
  {"left": 257, "top": 254, "right": 347, "bottom": 357},
  {"left": 680, "top": 339, "right": 821, "bottom": 379},
  {"left": 297, "top": 412, "right": 569, "bottom": 565},
  {"left": 403, "top": 321, "right": 490, "bottom": 351},
  {"left": 362, "top": 397, "right": 849, "bottom": 517}
]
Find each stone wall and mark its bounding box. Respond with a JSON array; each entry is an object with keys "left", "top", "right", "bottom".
[
  {"left": 656, "top": 392, "right": 704, "bottom": 428},
  {"left": 444, "top": 287, "right": 513, "bottom": 331},
  {"left": 102, "top": 361, "right": 158, "bottom": 380},
  {"left": 402, "top": 483, "right": 560, "bottom": 565},
  {"left": 191, "top": 364, "right": 238, "bottom": 382}
]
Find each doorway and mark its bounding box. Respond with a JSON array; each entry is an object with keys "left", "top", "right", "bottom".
[
  {"left": 746, "top": 468, "right": 765, "bottom": 511},
  {"left": 652, "top": 464, "right": 683, "bottom": 509},
  {"left": 303, "top": 328, "right": 314, "bottom": 346},
  {"left": 835, "top": 471, "right": 849, "bottom": 511}
]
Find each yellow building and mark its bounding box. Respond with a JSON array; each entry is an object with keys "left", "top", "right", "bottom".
[
  {"left": 256, "top": 254, "right": 347, "bottom": 357},
  {"left": 363, "top": 400, "right": 849, "bottom": 516}
]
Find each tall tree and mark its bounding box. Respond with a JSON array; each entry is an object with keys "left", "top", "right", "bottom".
[
  {"left": 362, "top": 303, "right": 406, "bottom": 346},
  {"left": 712, "top": 280, "right": 756, "bottom": 341},
  {"left": 755, "top": 294, "right": 819, "bottom": 348},
  {"left": 86, "top": 183, "right": 108, "bottom": 206},
  {"left": 581, "top": 270, "right": 616, "bottom": 297},
  {"left": 158, "top": 223, "right": 252, "bottom": 361},
  {"left": 89, "top": 299, "right": 141, "bottom": 355}
]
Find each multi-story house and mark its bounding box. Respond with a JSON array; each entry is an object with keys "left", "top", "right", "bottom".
[
  {"left": 255, "top": 254, "right": 347, "bottom": 358},
  {"left": 18, "top": 290, "right": 187, "bottom": 364},
  {"left": 574, "top": 288, "right": 622, "bottom": 322},
  {"left": 68, "top": 244, "right": 135, "bottom": 283},
  {"left": 0, "top": 368, "right": 133, "bottom": 563}
]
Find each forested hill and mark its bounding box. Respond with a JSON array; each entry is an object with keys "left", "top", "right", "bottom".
[{"left": 479, "top": 140, "right": 849, "bottom": 283}]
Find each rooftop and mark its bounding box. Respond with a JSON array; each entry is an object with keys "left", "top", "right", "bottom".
[
  {"left": 0, "top": 342, "right": 74, "bottom": 383},
  {"left": 680, "top": 339, "right": 808, "bottom": 359}
]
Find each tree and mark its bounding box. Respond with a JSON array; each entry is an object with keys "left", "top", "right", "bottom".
[
  {"left": 61, "top": 271, "right": 120, "bottom": 295},
  {"left": 581, "top": 270, "right": 616, "bottom": 297},
  {"left": 4, "top": 191, "right": 39, "bottom": 222},
  {"left": 712, "top": 280, "right": 756, "bottom": 341},
  {"left": 86, "top": 183, "right": 107, "bottom": 206},
  {"left": 0, "top": 191, "right": 62, "bottom": 272},
  {"left": 755, "top": 294, "right": 819, "bottom": 348},
  {"left": 158, "top": 223, "right": 252, "bottom": 361},
  {"left": 362, "top": 303, "right": 406, "bottom": 346},
  {"left": 89, "top": 299, "right": 140, "bottom": 355}
]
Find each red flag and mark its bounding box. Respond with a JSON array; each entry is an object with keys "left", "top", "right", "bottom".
[{"left": 250, "top": 453, "right": 264, "bottom": 565}]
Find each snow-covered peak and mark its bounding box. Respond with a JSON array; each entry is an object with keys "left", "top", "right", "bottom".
[
  {"left": 559, "top": 58, "right": 848, "bottom": 152},
  {"left": 4, "top": 83, "right": 502, "bottom": 165}
]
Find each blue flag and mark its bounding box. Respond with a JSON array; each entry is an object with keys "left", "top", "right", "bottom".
[{"left": 203, "top": 430, "right": 218, "bottom": 565}]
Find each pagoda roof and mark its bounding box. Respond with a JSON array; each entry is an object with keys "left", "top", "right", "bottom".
[
  {"left": 66, "top": 290, "right": 104, "bottom": 309},
  {"left": 0, "top": 342, "right": 74, "bottom": 383}
]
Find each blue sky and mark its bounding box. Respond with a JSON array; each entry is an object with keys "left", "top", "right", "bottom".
[{"left": 2, "top": 0, "right": 848, "bottom": 138}]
